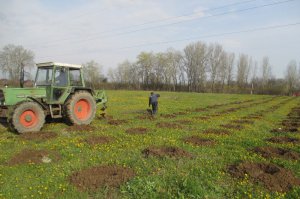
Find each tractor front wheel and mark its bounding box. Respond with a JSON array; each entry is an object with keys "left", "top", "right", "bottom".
[
  {"left": 65, "top": 91, "right": 96, "bottom": 125},
  {"left": 11, "top": 102, "right": 45, "bottom": 133}
]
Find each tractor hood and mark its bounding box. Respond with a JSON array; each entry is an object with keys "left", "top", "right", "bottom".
[{"left": 0, "top": 88, "right": 46, "bottom": 106}]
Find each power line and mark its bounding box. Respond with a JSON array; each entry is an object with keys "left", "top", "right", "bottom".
[
  {"left": 37, "top": 22, "right": 300, "bottom": 59},
  {"left": 119, "top": 22, "right": 300, "bottom": 50},
  {"left": 32, "top": 0, "right": 296, "bottom": 48},
  {"left": 28, "top": 0, "right": 259, "bottom": 46}
]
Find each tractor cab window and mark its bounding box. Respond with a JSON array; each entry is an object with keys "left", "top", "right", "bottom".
[
  {"left": 70, "top": 69, "right": 82, "bottom": 86},
  {"left": 35, "top": 67, "right": 53, "bottom": 86},
  {"left": 54, "top": 68, "right": 68, "bottom": 86}
]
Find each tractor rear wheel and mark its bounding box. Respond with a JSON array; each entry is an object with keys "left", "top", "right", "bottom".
[
  {"left": 64, "top": 91, "right": 96, "bottom": 125},
  {"left": 11, "top": 102, "right": 45, "bottom": 133}
]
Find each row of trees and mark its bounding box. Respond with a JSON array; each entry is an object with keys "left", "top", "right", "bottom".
[
  {"left": 108, "top": 41, "right": 299, "bottom": 95},
  {"left": 0, "top": 43, "right": 299, "bottom": 95}
]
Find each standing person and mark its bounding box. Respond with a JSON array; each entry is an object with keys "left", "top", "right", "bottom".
[{"left": 149, "top": 92, "right": 160, "bottom": 115}]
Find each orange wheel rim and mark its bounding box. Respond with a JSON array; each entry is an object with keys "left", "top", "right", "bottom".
[
  {"left": 20, "top": 110, "right": 38, "bottom": 128},
  {"left": 74, "top": 99, "right": 91, "bottom": 120}
]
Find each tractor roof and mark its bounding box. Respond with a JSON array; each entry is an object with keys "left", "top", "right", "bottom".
[{"left": 36, "top": 62, "right": 82, "bottom": 68}]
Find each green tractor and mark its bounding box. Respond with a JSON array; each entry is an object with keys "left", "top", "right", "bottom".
[{"left": 0, "top": 62, "right": 107, "bottom": 133}]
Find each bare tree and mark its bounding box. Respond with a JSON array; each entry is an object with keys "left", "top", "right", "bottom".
[
  {"left": 82, "top": 60, "right": 103, "bottom": 88},
  {"left": 0, "top": 44, "right": 34, "bottom": 87},
  {"left": 136, "top": 52, "right": 155, "bottom": 88},
  {"left": 165, "top": 48, "right": 183, "bottom": 91},
  {"left": 261, "top": 56, "right": 272, "bottom": 90},
  {"left": 285, "top": 60, "right": 298, "bottom": 95},
  {"left": 237, "top": 54, "right": 251, "bottom": 89},
  {"left": 226, "top": 53, "right": 235, "bottom": 86},
  {"left": 208, "top": 43, "right": 223, "bottom": 92},
  {"left": 183, "top": 41, "right": 208, "bottom": 92}
]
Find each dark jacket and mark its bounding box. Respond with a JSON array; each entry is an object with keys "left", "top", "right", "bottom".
[{"left": 149, "top": 94, "right": 160, "bottom": 106}]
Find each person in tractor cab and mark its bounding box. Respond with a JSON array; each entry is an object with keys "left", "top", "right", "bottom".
[
  {"left": 55, "top": 68, "right": 68, "bottom": 86},
  {"left": 149, "top": 92, "right": 160, "bottom": 115}
]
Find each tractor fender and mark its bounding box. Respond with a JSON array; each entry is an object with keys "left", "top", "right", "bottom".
[
  {"left": 70, "top": 87, "right": 93, "bottom": 94},
  {"left": 26, "top": 97, "right": 48, "bottom": 110}
]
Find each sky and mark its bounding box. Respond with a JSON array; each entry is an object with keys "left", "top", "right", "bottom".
[{"left": 0, "top": 0, "right": 300, "bottom": 78}]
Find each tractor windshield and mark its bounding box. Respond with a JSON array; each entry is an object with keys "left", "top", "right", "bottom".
[{"left": 35, "top": 67, "right": 53, "bottom": 86}]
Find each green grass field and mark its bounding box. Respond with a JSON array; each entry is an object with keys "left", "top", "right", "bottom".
[{"left": 0, "top": 90, "right": 300, "bottom": 198}]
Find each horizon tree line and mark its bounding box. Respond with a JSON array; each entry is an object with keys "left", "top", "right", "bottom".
[{"left": 0, "top": 43, "right": 299, "bottom": 95}]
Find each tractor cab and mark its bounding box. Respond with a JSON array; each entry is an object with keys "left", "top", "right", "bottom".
[{"left": 35, "top": 62, "right": 85, "bottom": 104}]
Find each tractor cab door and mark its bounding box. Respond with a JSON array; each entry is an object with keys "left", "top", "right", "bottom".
[{"left": 51, "top": 67, "right": 70, "bottom": 103}]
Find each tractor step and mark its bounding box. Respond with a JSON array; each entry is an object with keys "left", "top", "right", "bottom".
[{"left": 49, "top": 104, "right": 62, "bottom": 118}]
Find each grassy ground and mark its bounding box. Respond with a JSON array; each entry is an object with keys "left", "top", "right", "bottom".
[{"left": 0, "top": 90, "right": 299, "bottom": 198}]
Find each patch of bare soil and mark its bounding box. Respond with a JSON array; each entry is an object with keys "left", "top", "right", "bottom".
[
  {"left": 266, "top": 137, "right": 300, "bottom": 144},
  {"left": 108, "top": 119, "right": 128, "bottom": 125},
  {"left": 252, "top": 146, "right": 300, "bottom": 160},
  {"left": 183, "top": 136, "right": 215, "bottom": 146},
  {"left": 282, "top": 120, "right": 300, "bottom": 128},
  {"left": 207, "top": 104, "right": 222, "bottom": 109},
  {"left": 156, "top": 122, "right": 183, "bottom": 129},
  {"left": 142, "top": 146, "right": 192, "bottom": 158},
  {"left": 232, "top": 119, "right": 254, "bottom": 125},
  {"left": 193, "top": 116, "right": 211, "bottom": 121},
  {"left": 7, "top": 149, "right": 61, "bottom": 165},
  {"left": 228, "top": 162, "right": 300, "bottom": 192},
  {"left": 136, "top": 115, "right": 155, "bottom": 120},
  {"left": 203, "top": 128, "right": 230, "bottom": 135},
  {"left": 69, "top": 165, "right": 135, "bottom": 191},
  {"left": 243, "top": 115, "right": 262, "bottom": 120},
  {"left": 220, "top": 124, "right": 244, "bottom": 130},
  {"left": 85, "top": 136, "right": 114, "bottom": 146},
  {"left": 125, "top": 127, "right": 149, "bottom": 135},
  {"left": 271, "top": 127, "right": 298, "bottom": 133},
  {"left": 209, "top": 113, "right": 222, "bottom": 117},
  {"left": 67, "top": 125, "right": 95, "bottom": 132},
  {"left": 20, "top": 131, "right": 57, "bottom": 141},
  {"left": 173, "top": 111, "right": 187, "bottom": 116},
  {"left": 192, "top": 108, "right": 207, "bottom": 112},
  {"left": 160, "top": 114, "right": 177, "bottom": 118},
  {"left": 175, "top": 120, "right": 193, "bottom": 125}
]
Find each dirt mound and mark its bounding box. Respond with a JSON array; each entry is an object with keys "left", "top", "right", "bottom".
[
  {"left": 125, "top": 127, "right": 149, "bottom": 135},
  {"left": 271, "top": 128, "right": 298, "bottom": 133},
  {"left": 160, "top": 114, "right": 177, "bottom": 118},
  {"left": 108, "top": 119, "right": 127, "bottom": 125},
  {"left": 253, "top": 146, "right": 300, "bottom": 160},
  {"left": 266, "top": 137, "right": 300, "bottom": 144},
  {"left": 85, "top": 136, "right": 113, "bottom": 146},
  {"left": 20, "top": 131, "right": 57, "bottom": 141},
  {"left": 156, "top": 122, "right": 183, "bottom": 129},
  {"left": 220, "top": 124, "right": 244, "bottom": 130},
  {"left": 67, "top": 125, "right": 95, "bottom": 132},
  {"left": 175, "top": 120, "right": 193, "bottom": 125},
  {"left": 243, "top": 115, "right": 262, "bottom": 120},
  {"left": 136, "top": 115, "right": 155, "bottom": 120},
  {"left": 192, "top": 108, "right": 207, "bottom": 112},
  {"left": 228, "top": 162, "right": 300, "bottom": 192},
  {"left": 194, "top": 116, "right": 211, "bottom": 121},
  {"left": 203, "top": 128, "right": 230, "bottom": 135},
  {"left": 183, "top": 136, "right": 215, "bottom": 146},
  {"left": 282, "top": 120, "right": 300, "bottom": 128},
  {"left": 232, "top": 119, "right": 254, "bottom": 125},
  {"left": 8, "top": 149, "right": 61, "bottom": 165},
  {"left": 209, "top": 113, "right": 221, "bottom": 117},
  {"left": 142, "top": 146, "right": 192, "bottom": 158},
  {"left": 174, "top": 111, "right": 187, "bottom": 115},
  {"left": 69, "top": 165, "right": 135, "bottom": 191}
]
